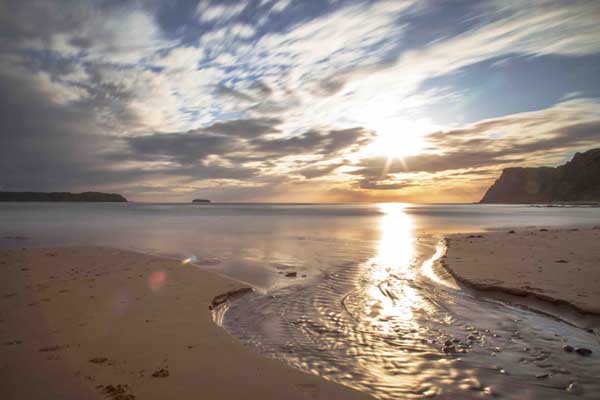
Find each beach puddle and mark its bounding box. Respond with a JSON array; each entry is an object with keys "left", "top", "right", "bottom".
[{"left": 222, "top": 206, "right": 600, "bottom": 399}]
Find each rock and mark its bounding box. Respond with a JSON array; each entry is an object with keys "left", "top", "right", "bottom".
[
  {"left": 508, "top": 230, "right": 516, "bottom": 234},
  {"left": 535, "top": 373, "right": 549, "bottom": 379},
  {"left": 480, "top": 148, "right": 600, "bottom": 204},
  {"left": 566, "top": 382, "right": 582, "bottom": 395},
  {"left": 285, "top": 272, "right": 297, "bottom": 278},
  {"left": 574, "top": 347, "right": 592, "bottom": 356},
  {"left": 442, "top": 345, "right": 456, "bottom": 353},
  {"left": 444, "top": 339, "right": 453, "bottom": 347},
  {"left": 555, "top": 259, "right": 569, "bottom": 263},
  {"left": 562, "top": 344, "right": 574, "bottom": 352}
]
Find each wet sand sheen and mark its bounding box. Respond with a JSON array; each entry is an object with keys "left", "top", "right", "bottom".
[{"left": 0, "top": 247, "right": 372, "bottom": 400}]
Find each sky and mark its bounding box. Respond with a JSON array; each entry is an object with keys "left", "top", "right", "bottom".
[{"left": 1, "top": 0, "right": 599, "bottom": 203}]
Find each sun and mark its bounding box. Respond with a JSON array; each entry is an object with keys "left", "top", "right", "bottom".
[{"left": 367, "top": 118, "right": 432, "bottom": 159}]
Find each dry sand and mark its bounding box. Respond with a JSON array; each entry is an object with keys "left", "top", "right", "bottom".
[
  {"left": 443, "top": 227, "right": 600, "bottom": 314},
  {"left": 0, "top": 246, "right": 373, "bottom": 400}
]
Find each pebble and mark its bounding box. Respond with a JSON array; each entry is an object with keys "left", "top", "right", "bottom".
[
  {"left": 566, "top": 382, "right": 582, "bottom": 395},
  {"left": 562, "top": 344, "right": 574, "bottom": 352},
  {"left": 574, "top": 347, "right": 592, "bottom": 356},
  {"left": 442, "top": 345, "right": 456, "bottom": 353}
]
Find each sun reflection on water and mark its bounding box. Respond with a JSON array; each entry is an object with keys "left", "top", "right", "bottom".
[
  {"left": 374, "top": 203, "right": 414, "bottom": 270},
  {"left": 362, "top": 203, "right": 423, "bottom": 330}
]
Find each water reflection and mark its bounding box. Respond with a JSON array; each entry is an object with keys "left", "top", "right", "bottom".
[
  {"left": 365, "top": 204, "right": 419, "bottom": 329},
  {"left": 374, "top": 203, "right": 414, "bottom": 269}
]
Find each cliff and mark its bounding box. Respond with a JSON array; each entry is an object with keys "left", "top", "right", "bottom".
[
  {"left": 0, "top": 191, "right": 128, "bottom": 202},
  {"left": 480, "top": 148, "right": 600, "bottom": 203}
]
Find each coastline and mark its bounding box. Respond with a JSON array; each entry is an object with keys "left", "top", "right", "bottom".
[
  {"left": 442, "top": 227, "right": 600, "bottom": 318},
  {"left": 0, "top": 246, "right": 373, "bottom": 400}
]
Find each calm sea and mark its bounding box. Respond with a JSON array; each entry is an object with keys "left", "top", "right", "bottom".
[{"left": 0, "top": 202, "right": 598, "bottom": 289}]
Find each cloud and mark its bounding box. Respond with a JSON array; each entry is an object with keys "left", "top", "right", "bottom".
[
  {"left": 196, "top": 1, "right": 247, "bottom": 23},
  {"left": 1, "top": 0, "right": 600, "bottom": 201}
]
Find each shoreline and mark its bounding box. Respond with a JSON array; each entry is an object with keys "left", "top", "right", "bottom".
[
  {"left": 0, "top": 246, "right": 373, "bottom": 400},
  {"left": 441, "top": 227, "right": 600, "bottom": 326}
]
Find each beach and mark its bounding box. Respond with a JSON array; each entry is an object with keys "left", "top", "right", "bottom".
[
  {"left": 443, "top": 227, "right": 600, "bottom": 315},
  {"left": 2, "top": 203, "right": 600, "bottom": 399},
  {"left": 0, "top": 246, "right": 372, "bottom": 400}
]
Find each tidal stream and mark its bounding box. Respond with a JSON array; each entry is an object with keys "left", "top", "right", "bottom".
[{"left": 223, "top": 206, "right": 600, "bottom": 399}]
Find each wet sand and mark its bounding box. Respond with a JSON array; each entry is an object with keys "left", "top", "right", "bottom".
[
  {"left": 443, "top": 227, "right": 600, "bottom": 315},
  {"left": 0, "top": 247, "right": 372, "bottom": 400}
]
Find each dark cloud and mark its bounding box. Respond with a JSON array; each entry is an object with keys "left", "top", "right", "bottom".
[
  {"left": 125, "top": 132, "right": 234, "bottom": 164},
  {"left": 214, "top": 85, "right": 256, "bottom": 103},
  {"left": 357, "top": 179, "right": 414, "bottom": 190},
  {"left": 0, "top": 65, "right": 141, "bottom": 191},
  {"left": 253, "top": 127, "right": 374, "bottom": 156},
  {"left": 205, "top": 117, "right": 282, "bottom": 138},
  {"left": 250, "top": 81, "right": 273, "bottom": 97}
]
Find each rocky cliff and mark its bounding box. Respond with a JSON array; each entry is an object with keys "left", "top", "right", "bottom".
[
  {"left": 0, "top": 191, "right": 128, "bottom": 202},
  {"left": 480, "top": 148, "right": 600, "bottom": 203}
]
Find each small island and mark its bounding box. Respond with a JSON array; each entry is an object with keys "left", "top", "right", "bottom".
[
  {"left": 0, "top": 191, "right": 127, "bottom": 202},
  {"left": 192, "top": 199, "right": 211, "bottom": 203}
]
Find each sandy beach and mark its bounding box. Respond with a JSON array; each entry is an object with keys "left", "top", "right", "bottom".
[
  {"left": 443, "top": 227, "right": 600, "bottom": 315},
  {"left": 0, "top": 246, "right": 373, "bottom": 400}
]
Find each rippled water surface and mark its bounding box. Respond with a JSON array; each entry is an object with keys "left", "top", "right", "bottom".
[{"left": 1, "top": 202, "right": 600, "bottom": 398}]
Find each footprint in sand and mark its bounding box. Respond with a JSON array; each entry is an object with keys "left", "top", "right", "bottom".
[
  {"left": 151, "top": 368, "right": 169, "bottom": 378},
  {"left": 97, "top": 384, "right": 136, "bottom": 399},
  {"left": 39, "top": 345, "right": 60, "bottom": 352},
  {"left": 89, "top": 357, "right": 109, "bottom": 364}
]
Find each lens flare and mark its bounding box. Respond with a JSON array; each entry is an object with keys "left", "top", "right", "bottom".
[
  {"left": 148, "top": 270, "right": 166, "bottom": 292},
  {"left": 182, "top": 255, "right": 198, "bottom": 265}
]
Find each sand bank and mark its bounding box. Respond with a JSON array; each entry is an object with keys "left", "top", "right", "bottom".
[
  {"left": 443, "top": 227, "right": 600, "bottom": 315},
  {"left": 0, "top": 247, "right": 372, "bottom": 400}
]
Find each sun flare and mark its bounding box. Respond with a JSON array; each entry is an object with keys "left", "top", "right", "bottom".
[{"left": 367, "top": 118, "right": 435, "bottom": 159}]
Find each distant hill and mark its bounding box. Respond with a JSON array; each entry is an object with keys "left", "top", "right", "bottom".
[
  {"left": 480, "top": 148, "right": 600, "bottom": 203},
  {"left": 0, "top": 191, "right": 127, "bottom": 202}
]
